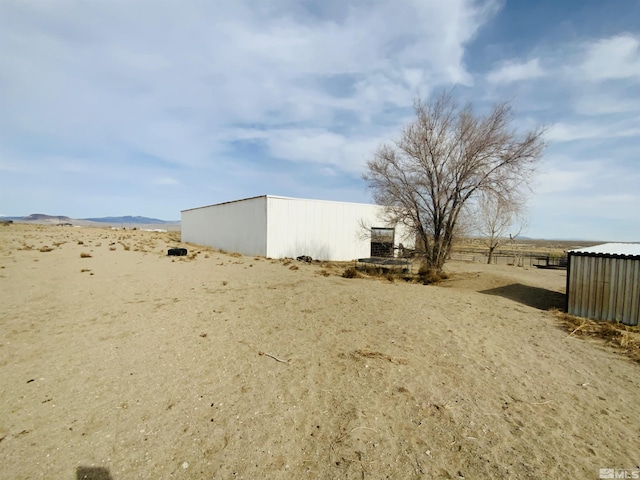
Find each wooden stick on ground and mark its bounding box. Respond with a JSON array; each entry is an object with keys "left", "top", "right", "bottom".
[{"left": 258, "top": 351, "right": 289, "bottom": 364}]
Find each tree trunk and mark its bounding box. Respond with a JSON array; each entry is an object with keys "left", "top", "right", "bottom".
[{"left": 487, "top": 246, "right": 495, "bottom": 264}]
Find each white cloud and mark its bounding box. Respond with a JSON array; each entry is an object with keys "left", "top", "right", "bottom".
[
  {"left": 581, "top": 34, "right": 640, "bottom": 81},
  {"left": 486, "top": 58, "right": 545, "bottom": 84},
  {"left": 262, "top": 128, "right": 384, "bottom": 174},
  {"left": 546, "top": 118, "right": 640, "bottom": 142},
  {"left": 573, "top": 91, "right": 640, "bottom": 115},
  {"left": 0, "top": 0, "right": 499, "bottom": 187}
]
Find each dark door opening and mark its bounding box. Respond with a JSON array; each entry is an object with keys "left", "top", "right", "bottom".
[{"left": 370, "top": 227, "right": 395, "bottom": 257}]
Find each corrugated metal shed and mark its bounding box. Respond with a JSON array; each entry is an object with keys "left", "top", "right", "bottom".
[
  {"left": 568, "top": 243, "right": 640, "bottom": 257},
  {"left": 566, "top": 243, "right": 640, "bottom": 326}
]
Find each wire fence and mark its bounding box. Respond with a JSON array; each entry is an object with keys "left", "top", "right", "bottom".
[{"left": 450, "top": 249, "right": 568, "bottom": 268}]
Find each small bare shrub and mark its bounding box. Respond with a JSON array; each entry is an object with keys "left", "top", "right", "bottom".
[
  {"left": 77, "top": 240, "right": 84, "bottom": 245},
  {"left": 81, "top": 269, "right": 91, "bottom": 273},
  {"left": 109, "top": 246, "right": 116, "bottom": 251},
  {"left": 289, "top": 265, "right": 299, "bottom": 270},
  {"left": 80, "top": 252, "right": 92, "bottom": 258},
  {"left": 418, "top": 264, "right": 446, "bottom": 285},
  {"left": 342, "top": 267, "right": 360, "bottom": 278},
  {"left": 39, "top": 246, "right": 53, "bottom": 252},
  {"left": 222, "top": 280, "right": 228, "bottom": 286},
  {"left": 317, "top": 269, "right": 330, "bottom": 277},
  {"left": 363, "top": 265, "right": 383, "bottom": 276}
]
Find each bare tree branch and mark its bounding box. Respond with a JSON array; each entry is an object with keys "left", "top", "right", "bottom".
[
  {"left": 473, "top": 191, "right": 527, "bottom": 264},
  {"left": 363, "top": 91, "right": 545, "bottom": 271}
]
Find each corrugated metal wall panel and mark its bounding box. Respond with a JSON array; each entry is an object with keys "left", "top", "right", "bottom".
[
  {"left": 602, "top": 258, "right": 613, "bottom": 321},
  {"left": 568, "top": 254, "right": 640, "bottom": 326},
  {"left": 265, "top": 197, "right": 413, "bottom": 261},
  {"left": 586, "top": 256, "right": 597, "bottom": 319},
  {"left": 615, "top": 259, "right": 626, "bottom": 322},
  {"left": 606, "top": 258, "right": 616, "bottom": 321},
  {"left": 631, "top": 260, "right": 640, "bottom": 325},
  {"left": 181, "top": 197, "right": 268, "bottom": 256}
]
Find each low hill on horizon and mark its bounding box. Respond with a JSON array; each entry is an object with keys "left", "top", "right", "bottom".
[
  {"left": 1, "top": 214, "right": 179, "bottom": 225},
  {"left": 82, "top": 215, "right": 176, "bottom": 224}
]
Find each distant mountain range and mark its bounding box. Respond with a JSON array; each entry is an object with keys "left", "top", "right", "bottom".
[
  {"left": 1, "top": 214, "right": 179, "bottom": 225},
  {"left": 82, "top": 215, "right": 176, "bottom": 224}
]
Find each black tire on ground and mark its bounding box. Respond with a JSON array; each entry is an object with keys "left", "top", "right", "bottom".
[{"left": 168, "top": 248, "right": 188, "bottom": 256}]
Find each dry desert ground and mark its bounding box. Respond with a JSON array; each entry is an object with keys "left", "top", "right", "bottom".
[{"left": 0, "top": 224, "right": 639, "bottom": 479}]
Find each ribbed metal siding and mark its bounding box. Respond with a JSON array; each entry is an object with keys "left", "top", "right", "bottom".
[
  {"left": 265, "top": 197, "right": 387, "bottom": 261},
  {"left": 567, "top": 254, "right": 640, "bottom": 325},
  {"left": 181, "top": 196, "right": 268, "bottom": 256}
]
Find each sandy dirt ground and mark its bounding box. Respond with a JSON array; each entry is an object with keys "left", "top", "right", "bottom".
[{"left": 1, "top": 224, "right": 639, "bottom": 479}]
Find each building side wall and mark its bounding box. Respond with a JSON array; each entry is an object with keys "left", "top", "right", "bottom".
[
  {"left": 181, "top": 197, "right": 267, "bottom": 256},
  {"left": 567, "top": 254, "right": 640, "bottom": 326},
  {"left": 265, "top": 197, "right": 412, "bottom": 261}
]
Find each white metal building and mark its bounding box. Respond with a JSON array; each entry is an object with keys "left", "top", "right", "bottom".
[
  {"left": 566, "top": 243, "right": 640, "bottom": 326},
  {"left": 181, "top": 195, "right": 412, "bottom": 261}
]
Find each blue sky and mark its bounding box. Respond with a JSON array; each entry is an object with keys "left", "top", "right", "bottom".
[{"left": 1, "top": 0, "right": 639, "bottom": 240}]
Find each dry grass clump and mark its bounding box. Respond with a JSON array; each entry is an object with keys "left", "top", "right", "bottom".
[
  {"left": 418, "top": 264, "right": 449, "bottom": 285},
  {"left": 553, "top": 310, "right": 640, "bottom": 363},
  {"left": 289, "top": 265, "right": 299, "bottom": 271},
  {"left": 39, "top": 246, "right": 54, "bottom": 252},
  {"left": 77, "top": 240, "right": 84, "bottom": 245},
  {"left": 80, "top": 252, "right": 92, "bottom": 258},
  {"left": 342, "top": 267, "right": 360, "bottom": 278},
  {"left": 316, "top": 269, "right": 331, "bottom": 277},
  {"left": 167, "top": 231, "right": 181, "bottom": 243}
]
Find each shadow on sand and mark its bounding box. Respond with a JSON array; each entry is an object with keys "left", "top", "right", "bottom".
[
  {"left": 76, "top": 467, "right": 113, "bottom": 480},
  {"left": 480, "top": 283, "right": 566, "bottom": 311}
]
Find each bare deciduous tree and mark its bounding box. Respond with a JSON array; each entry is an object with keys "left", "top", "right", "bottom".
[
  {"left": 363, "top": 91, "right": 545, "bottom": 271},
  {"left": 473, "top": 191, "right": 526, "bottom": 264}
]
